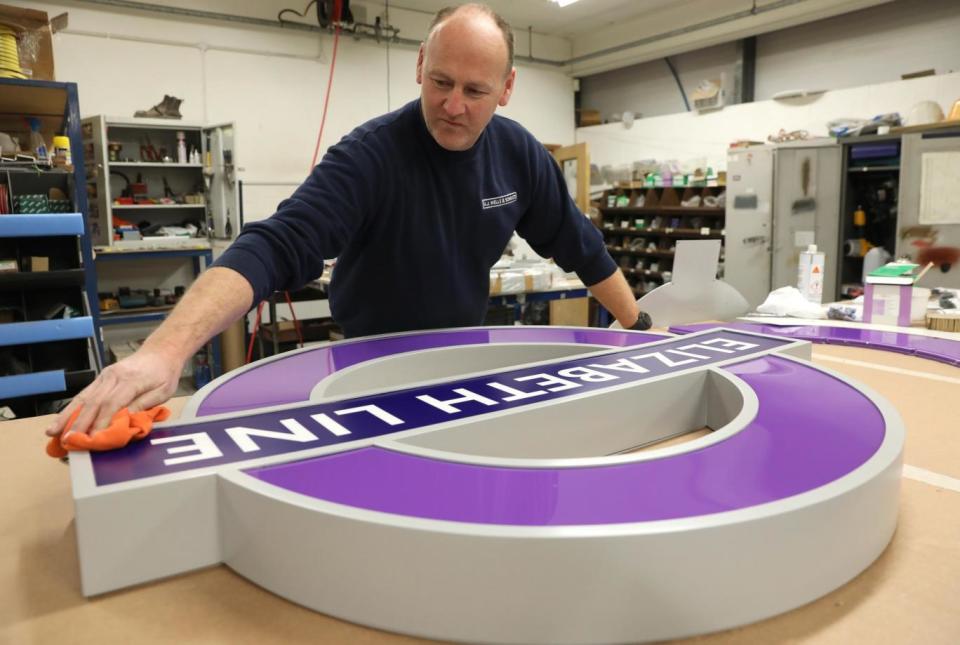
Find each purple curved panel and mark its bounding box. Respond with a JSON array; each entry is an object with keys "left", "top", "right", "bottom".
[
  {"left": 670, "top": 322, "right": 960, "bottom": 367},
  {"left": 195, "top": 328, "right": 665, "bottom": 416},
  {"left": 246, "top": 355, "right": 886, "bottom": 524}
]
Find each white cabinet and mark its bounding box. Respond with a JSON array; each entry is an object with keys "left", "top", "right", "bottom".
[
  {"left": 725, "top": 142, "right": 842, "bottom": 308},
  {"left": 898, "top": 129, "right": 960, "bottom": 289},
  {"left": 81, "top": 115, "right": 239, "bottom": 250}
]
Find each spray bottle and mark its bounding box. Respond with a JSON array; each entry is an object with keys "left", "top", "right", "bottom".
[
  {"left": 28, "top": 118, "right": 49, "bottom": 164},
  {"left": 797, "top": 244, "right": 826, "bottom": 304},
  {"left": 176, "top": 131, "right": 187, "bottom": 164}
]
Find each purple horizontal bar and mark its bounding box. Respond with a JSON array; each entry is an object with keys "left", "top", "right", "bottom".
[
  {"left": 670, "top": 322, "right": 960, "bottom": 367},
  {"left": 246, "top": 355, "right": 886, "bottom": 525}
]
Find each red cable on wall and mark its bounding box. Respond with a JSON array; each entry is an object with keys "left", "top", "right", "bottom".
[
  {"left": 246, "top": 0, "right": 343, "bottom": 363},
  {"left": 310, "top": 0, "right": 343, "bottom": 168},
  {"left": 246, "top": 301, "right": 265, "bottom": 365}
]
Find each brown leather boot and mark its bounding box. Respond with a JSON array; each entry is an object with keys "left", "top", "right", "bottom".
[{"left": 134, "top": 95, "right": 184, "bottom": 119}]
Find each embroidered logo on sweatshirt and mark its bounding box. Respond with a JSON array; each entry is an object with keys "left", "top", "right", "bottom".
[{"left": 481, "top": 191, "right": 517, "bottom": 209}]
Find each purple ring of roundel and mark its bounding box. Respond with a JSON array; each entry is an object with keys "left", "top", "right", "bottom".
[
  {"left": 194, "top": 327, "right": 666, "bottom": 416},
  {"left": 671, "top": 322, "right": 960, "bottom": 366},
  {"left": 246, "top": 354, "right": 887, "bottom": 525}
]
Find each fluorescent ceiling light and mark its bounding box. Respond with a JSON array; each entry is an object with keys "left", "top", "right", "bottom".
[{"left": 551, "top": 0, "right": 581, "bottom": 7}]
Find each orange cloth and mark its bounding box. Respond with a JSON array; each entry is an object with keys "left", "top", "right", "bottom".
[{"left": 46, "top": 406, "right": 171, "bottom": 458}]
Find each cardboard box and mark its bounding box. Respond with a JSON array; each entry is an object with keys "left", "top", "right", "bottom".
[
  {"left": 523, "top": 269, "right": 550, "bottom": 292},
  {"left": 863, "top": 284, "right": 930, "bottom": 326},
  {"left": 549, "top": 297, "right": 589, "bottom": 327},
  {"left": 499, "top": 271, "right": 524, "bottom": 294},
  {"left": 863, "top": 261, "right": 932, "bottom": 326},
  {"left": 0, "top": 4, "right": 59, "bottom": 81},
  {"left": 577, "top": 109, "right": 602, "bottom": 127},
  {"left": 491, "top": 267, "right": 557, "bottom": 295},
  {"left": 27, "top": 256, "right": 49, "bottom": 271},
  {"left": 489, "top": 272, "right": 501, "bottom": 296}
]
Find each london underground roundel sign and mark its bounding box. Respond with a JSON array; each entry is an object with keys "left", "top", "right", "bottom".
[{"left": 68, "top": 326, "right": 902, "bottom": 644}]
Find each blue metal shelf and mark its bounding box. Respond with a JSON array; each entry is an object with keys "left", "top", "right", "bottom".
[
  {"left": 93, "top": 245, "right": 220, "bottom": 376},
  {"left": 0, "top": 78, "right": 106, "bottom": 409},
  {"left": 0, "top": 269, "right": 85, "bottom": 290},
  {"left": 0, "top": 77, "right": 71, "bottom": 92},
  {"left": 0, "top": 370, "right": 66, "bottom": 399},
  {"left": 0, "top": 213, "right": 85, "bottom": 237},
  {"left": 99, "top": 311, "right": 171, "bottom": 326},
  {"left": 95, "top": 248, "right": 213, "bottom": 261},
  {"left": 488, "top": 288, "right": 590, "bottom": 324},
  {"left": 489, "top": 288, "right": 589, "bottom": 307},
  {"left": 0, "top": 317, "right": 94, "bottom": 347}
]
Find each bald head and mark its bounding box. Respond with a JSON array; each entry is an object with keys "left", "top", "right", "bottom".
[
  {"left": 426, "top": 3, "right": 515, "bottom": 77},
  {"left": 416, "top": 2, "right": 517, "bottom": 150}
]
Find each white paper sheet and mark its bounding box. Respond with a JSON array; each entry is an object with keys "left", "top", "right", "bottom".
[
  {"left": 672, "top": 239, "right": 722, "bottom": 284},
  {"left": 919, "top": 151, "right": 960, "bottom": 224}
]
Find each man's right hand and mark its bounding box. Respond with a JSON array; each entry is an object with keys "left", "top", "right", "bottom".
[
  {"left": 44, "top": 348, "right": 182, "bottom": 440},
  {"left": 42, "top": 266, "right": 254, "bottom": 443}
]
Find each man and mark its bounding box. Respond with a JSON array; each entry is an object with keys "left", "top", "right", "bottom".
[{"left": 46, "top": 3, "right": 650, "bottom": 440}]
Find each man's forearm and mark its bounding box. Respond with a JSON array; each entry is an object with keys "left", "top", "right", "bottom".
[
  {"left": 588, "top": 270, "right": 641, "bottom": 328},
  {"left": 140, "top": 266, "right": 254, "bottom": 364}
]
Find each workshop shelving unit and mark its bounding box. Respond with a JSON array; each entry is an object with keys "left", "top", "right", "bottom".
[
  {"left": 0, "top": 78, "right": 102, "bottom": 417},
  {"left": 248, "top": 283, "right": 336, "bottom": 360},
  {"left": 598, "top": 186, "right": 726, "bottom": 298},
  {"left": 82, "top": 115, "right": 237, "bottom": 380},
  {"left": 837, "top": 135, "right": 901, "bottom": 298},
  {"left": 95, "top": 246, "right": 221, "bottom": 377},
  {"left": 83, "top": 114, "right": 240, "bottom": 248}
]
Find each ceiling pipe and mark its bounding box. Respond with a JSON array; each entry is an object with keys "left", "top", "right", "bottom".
[
  {"left": 66, "top": 0, "right": 565, "bottom": 66},
  {"left": 566, "top": 0, "right": 810, "bottom": 66},
  {"left": 66, "top": 0, "right": 885, "bottom": 74}
]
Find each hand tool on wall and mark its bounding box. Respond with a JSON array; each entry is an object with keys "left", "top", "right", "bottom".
[{"left": 140, "top": 136, "right": 159, "bottom": 162}]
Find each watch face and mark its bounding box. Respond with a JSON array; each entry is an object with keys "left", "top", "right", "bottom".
[{"left": 633, "top": 311, "right": 653, "bottom": 330}]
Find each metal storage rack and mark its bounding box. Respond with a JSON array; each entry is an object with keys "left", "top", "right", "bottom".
[
  {"left": 0, "top": 78, "right": 103, "bottom": 417},
  {"left": 82, "top": 115, "right": 239, "bottom": 248},
  {"left": 95, "top": 246, "right": 221, "bottom": 376},
  {"left": 81, "top": 115, "right": 237, "bottom": 379},
  {"left": 598, "top": 186, "right": 726, "bottom": 299},
  {"left": 837, "top": 134, "right": 902, "bottom": 298}
]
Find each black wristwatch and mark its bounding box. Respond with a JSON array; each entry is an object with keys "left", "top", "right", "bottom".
[{"left": 629, "top": 311, "right": 653, "bottom": 331}]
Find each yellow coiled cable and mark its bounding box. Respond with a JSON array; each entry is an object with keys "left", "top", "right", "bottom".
[{"left": 0, "top": 25, "right": 25, "bottom": 79}]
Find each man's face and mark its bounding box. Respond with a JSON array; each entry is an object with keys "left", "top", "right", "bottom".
[{"left": 416, "top": 13, "right": 516, "bottom": 151}]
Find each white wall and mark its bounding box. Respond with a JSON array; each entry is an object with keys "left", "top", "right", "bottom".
[
  {"left": 15, "top": 0, "right": 576, "bottom": 222},
  {"left": 577, "top": 43, "right": 739, "bottom": 123},
  {"left": 579, "top": 0, "right": 960, "bottom": 123},
  {"left": 576, "top": 71, "right": 960, "bottom": 173},
  {"left": 566, "top": 0, "right": 891, "bottom": 77},
  {"left": 756, "top": 0, "right": 960, "bottom": 100}
]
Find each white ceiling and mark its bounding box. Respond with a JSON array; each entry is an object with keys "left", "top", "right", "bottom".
[
  {"left": 381, "top": 0, "right": 895, "bottom": 75},
  {"left": 387, "top": 0, "right": 690, "bottom": 37}
]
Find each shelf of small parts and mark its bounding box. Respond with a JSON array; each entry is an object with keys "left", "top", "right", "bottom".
[
  {"left": 619, "top": 267, "right": 669, "bottom": 280},
  {"left": 602, "top": 227, "right": 724, "bottom": 239},
  {"left": 599, "top": 206, "right": 725, "bottom": 216},
  {"left": 606, "top": 246, "right": 677, "bottom": 258}
]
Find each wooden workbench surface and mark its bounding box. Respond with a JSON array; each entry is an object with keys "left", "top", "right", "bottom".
[{"left": 2, "top": 344, "right": 958, "bottom": 644}]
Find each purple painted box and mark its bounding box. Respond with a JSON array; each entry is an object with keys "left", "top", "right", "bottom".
[{"left": 863, "top": 283, "right": 926, "bottom": 327}]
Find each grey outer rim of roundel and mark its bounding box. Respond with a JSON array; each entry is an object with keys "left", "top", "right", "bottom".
[{"left": 185, "top": 326, "right": 903, "bottom": 644}]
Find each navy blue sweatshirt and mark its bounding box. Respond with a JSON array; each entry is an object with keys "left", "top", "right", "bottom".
[{"left": 214, "top": 99, "right": 616, "bottom": 338}]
